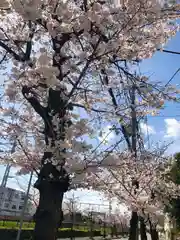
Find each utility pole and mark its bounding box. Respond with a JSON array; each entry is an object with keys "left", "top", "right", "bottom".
[
  {"left": 1, "top": 141, "right": 16, "bottom": 187},
  {"left": 1, "top": 163, "right": 11, "bottom": 187},
  {"left": 70, "top": 193, "right": 75, "bottom": 240},
  {"left": 131, "top": 85, "right": 137, "bottom": 158},
  {"left": 108, "top": 196, "right": 112, "bottom": 237},
  {"left": 129, "top": 85, "right": 139, "bottom": 240},
  {"left": 0, "top": 141, "right": 16, "bottom": 214},
  {"left": 16, "top": 170, "right": 33, "bottom": 240}
]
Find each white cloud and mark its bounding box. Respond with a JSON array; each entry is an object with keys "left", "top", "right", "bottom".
[
  {"left": 164, "top": 118, "right": 180, "bottom": 138},
  {"left": 140, "top": 122, "right": 156, "bottom": 135},
  {"left": 165, "top": 142, "right": 180, "bottom": 154},
  {"left": 98, "top": 125, "right": 115, "bottom": 143}
]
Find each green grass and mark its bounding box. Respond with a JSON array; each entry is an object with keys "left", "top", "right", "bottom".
[{"left": 0, "top": 221, "right": 34, "bottom": 229}]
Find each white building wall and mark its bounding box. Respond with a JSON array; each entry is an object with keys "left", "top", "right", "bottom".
[{"left": 0, "top": 186, "right": 29, "bottom": 216}]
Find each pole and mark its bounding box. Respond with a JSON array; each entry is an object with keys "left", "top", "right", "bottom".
[
  {"left": 108, "top": 197, "right": 112, "bottom": 238},
  {"left": 90, "top": 211, "right": 93, "bottom": 240},
  {"left": 70, "top": 196, "right": 75, "bottom": 240},
  {"left": 16, "top": 170, "right": 33, "bottom": 240},
  {"left": 0, "top": 141, "right": 16, "bottom": 216},
  {"left": 131, "top": 85, "right": 137, "bottom": 158},
  {"left": 129, "top": 85, "right": 139, "bottom": 240},
  {"left": 103, "top": 213, "right": 106, "bottom": 239},
  {"left": 1, "top": 141, "right": 16, "bottom": 187}
]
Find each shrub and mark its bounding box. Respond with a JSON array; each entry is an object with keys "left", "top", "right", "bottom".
[{"left": 0, "top": 228, "right": 101, "bottom": 240}]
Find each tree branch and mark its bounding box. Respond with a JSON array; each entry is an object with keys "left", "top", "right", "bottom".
[
  {"left": 0, "top": 41, "right": 24, "bottom": 61},
  {"left": 72, "top": 103, "right": 111, "bottom": 113},
  {"left": 100, "top": 68, "right": 132, "bottom": 149},
  {"left": 68, "top": 37, "right": 101, "bottom": 98},
  {"left": 22, "top": 86, "right": 46, "bottom": 119},
  {"left": 0, "top": 51, "right": 7, "bottom": 64},
  {"left": 24, "top": 21, "right": 35, "bottom": 61},
  {"left": 17, "top": 139, "right": 39, "bottom": 176}
]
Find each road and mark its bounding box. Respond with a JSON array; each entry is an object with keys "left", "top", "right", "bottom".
[
  {"left": 58, "top": 233, "right": 161, "bottom": 240},
  {"left": 58, "top": 236, "right": 148, "bottom": 240}
]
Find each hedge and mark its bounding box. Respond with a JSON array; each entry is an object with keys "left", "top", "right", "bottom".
[
  {"left": 0, "top": 221, "right": 99, "bottom": 232},
  {"left": 0, "top": 221, "right": 99, "bottom": 230},
  {"left": 0, "top": 228, "right": 101, "bottom": 240},
  {"left": 0, "top": 221, "right": 100, "bottom": 230},
  {"left": 0, "top": 221, "right": 109, "bottom": 232}
]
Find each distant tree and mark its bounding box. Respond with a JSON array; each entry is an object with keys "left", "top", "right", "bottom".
[{"left": 165, "top": 153, "right": 180, "bottom": 229}]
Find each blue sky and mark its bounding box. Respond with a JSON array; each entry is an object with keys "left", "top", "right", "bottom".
[
  {"left": 1, "top": 31, "right": 180, "bottom": 210},
  {"left": 139, "top": 32, "right": 180, "bottom": 154}
]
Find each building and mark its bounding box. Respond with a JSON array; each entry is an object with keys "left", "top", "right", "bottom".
[{"left": 0, "top": 186, "right": 31, "bottom": 217}]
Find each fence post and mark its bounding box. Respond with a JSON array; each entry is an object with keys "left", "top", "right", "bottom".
[
  {"left": 89, "top": 211, "right": 94, "bottom": 240},
  {"left": 103, "top": 213, "right": 106, "bottom": 239},
  {"left": 70, "top": 199, "right": 75, "bottom": 240},
  {"left": 16, "top": 171, "right": 33, "bottom": 240}
]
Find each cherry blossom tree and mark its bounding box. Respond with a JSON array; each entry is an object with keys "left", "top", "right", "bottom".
[
  {"left": 80, "top": 58, "right": 180, "bottom": 240},
  {"left": 0, "top": 0, "right": 179, "bottom": 240},
  {"left": 88, "top": 147, "right": 180, "bottom": 238}
]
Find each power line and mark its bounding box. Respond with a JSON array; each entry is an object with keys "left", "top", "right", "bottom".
[
  {"left": 165, "top": 67, "right": 180, "bottom": 87},
  {"left": 148, "top": 114, "right": 180, "bottom": 118},
  {"left": 157, "top": 49, "right": 180, "bottom": 55}
]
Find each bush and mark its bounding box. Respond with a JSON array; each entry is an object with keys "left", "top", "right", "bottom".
[{"left": 0, "top": 228, "right": 101, "bottom": 240}]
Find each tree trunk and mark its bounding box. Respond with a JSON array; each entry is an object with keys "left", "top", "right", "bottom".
[
  {"left": 150, "top": 228, "right": 159, "bottom": 240},
  {"left": 22, "top": 86, "right": 71, "bottom": 240},
  {"left": 164, "top": 213, "right": 172, "bottom": 240},
  {"left": 32, "top": 152, "right": 70, "bottom": 240},
  {"left": 149, "top": 220, "right": 159, "bottom": 240},
  {"left": 129, "top": 211, "right": 138, "bottom": 240},
  {"left": 140, "top": 217, "right": 147, "bottom": 240},
  {"left": 21, "top": 33, "right": 76, "bottom": 240},
  {"left": 33, "top": 182, "right": 64, "bottom": 240}
]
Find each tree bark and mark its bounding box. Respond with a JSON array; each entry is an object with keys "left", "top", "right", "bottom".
[
  {"left": 140, "top": 217, "right": 147, "bottom": 240},
  {"left": 33, "top": 182, "right": 64, "bottom": 240},
  {"left": 150, "top": 228, "right": 159, "bottom": 240},
  {"left": 32, "top": 155, "right": 69, "bottom": 240},
  {"left": 22, "top": 33, "right": 78, "bottom": 240},
  {"left": 149, "top": 219, "right": 159, "bottom": 240},
  {"left": 129, "top": 211, "right": 139, "bottom": 240},
  {"left": 22, "top": 86, "right": 71, "bottom": 240}
]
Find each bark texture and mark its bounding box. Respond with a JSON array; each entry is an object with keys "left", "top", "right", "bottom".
[
  {"left": 33, "top": 182, "right": 64, "bottom": 240},
  {"left": 129, "top": 211, "right": 139, "bottom": 240},
  {"left": 140, "top": 217, "right": 147, "bottom": 240},
  {"left": 149, "top": 219, "right": 159, "bottom": 240},
  {"left": 22, "top": 86, "right": 71, "bottom": 240},
  {"left": 21, "top": 32, "right": 77, "bottom": 240}
]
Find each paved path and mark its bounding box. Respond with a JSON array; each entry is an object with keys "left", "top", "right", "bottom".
[
  {"left": 57, "top": 237, "right": 129, "bottom": 240},
  {"left": 58, "top": 233, "right": 160, "bottom": 240}
]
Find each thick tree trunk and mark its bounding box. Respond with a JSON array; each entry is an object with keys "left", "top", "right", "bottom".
[
  {"left": 22, "top": 34, "right": 74, "bottom": 240},
  {"left": 22, "top": 86, "right": 71, "bottom": 240},
  {"left": 32, "top": 153, "right": 69, "bottom": 240},
  {"left": 33, "top": 181, "right": 64, "bottom": 240},
  {"left": 129, "top": 211, "right": 139, "bottom": 240},
  {"left": 140, "top": 217, "right": 147, "bottom": 240}
]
